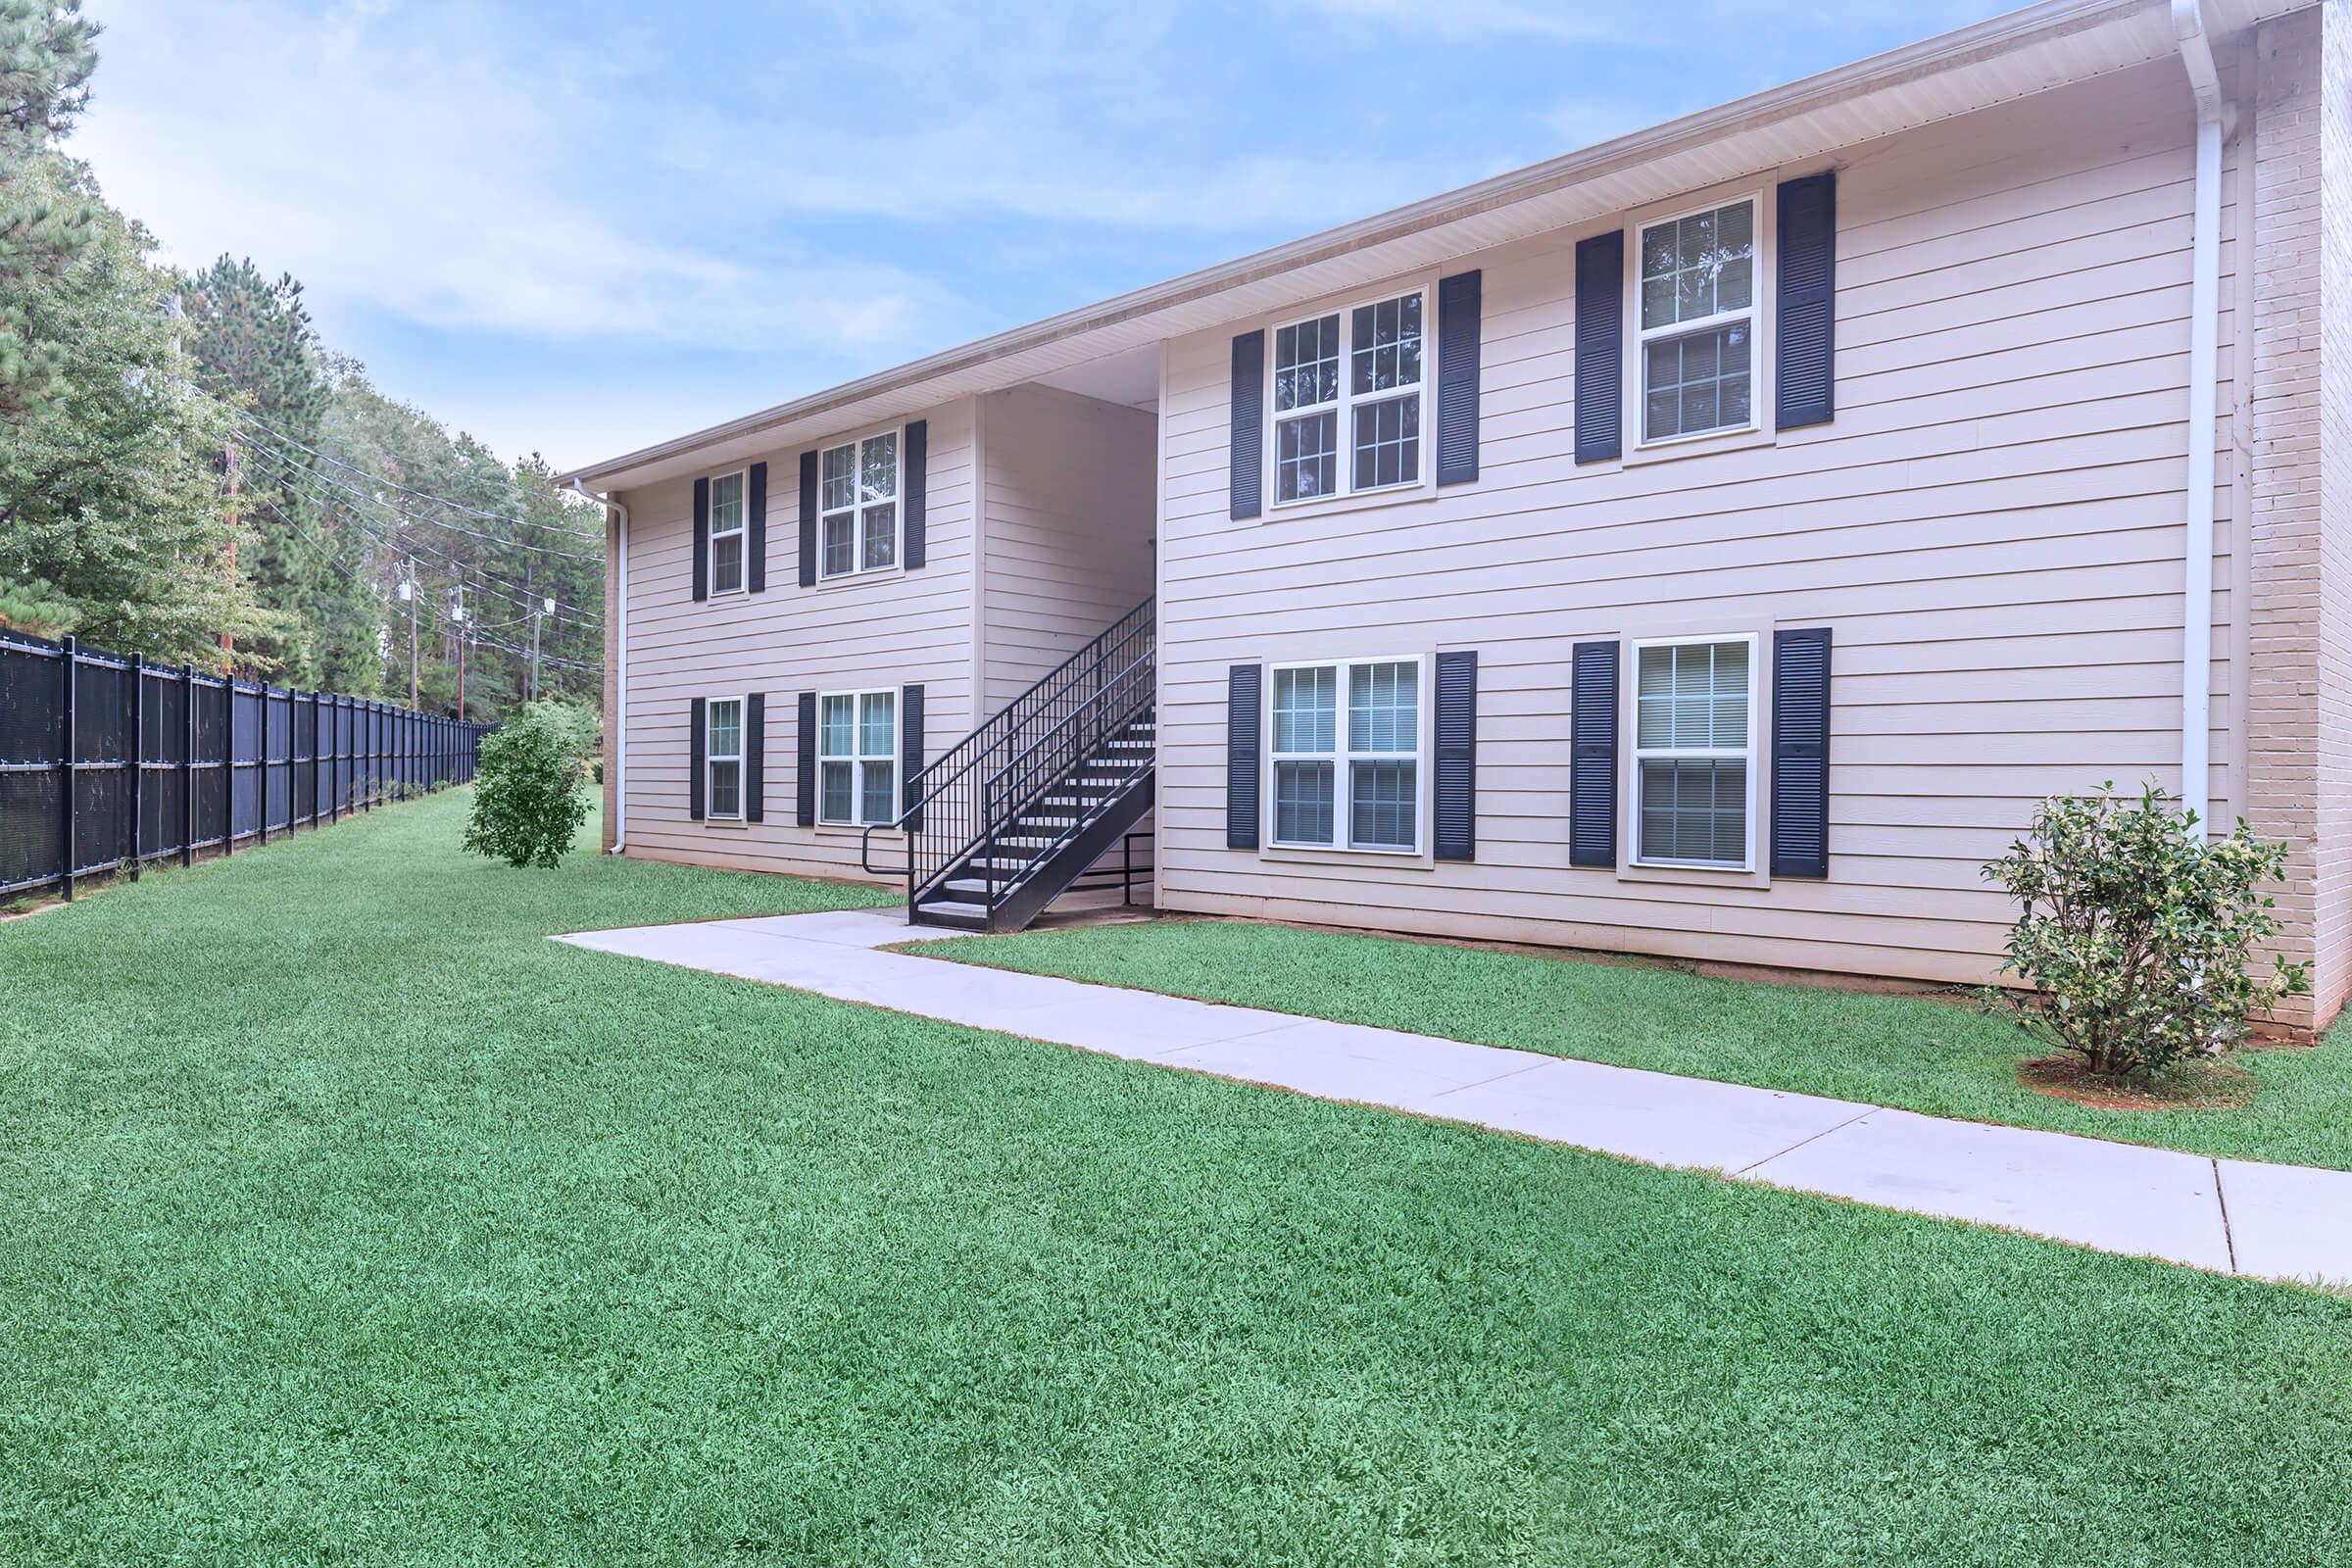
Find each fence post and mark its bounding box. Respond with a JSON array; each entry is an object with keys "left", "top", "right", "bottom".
[
  {"left": 181, "top": 663, "right": 195, "bottom": 867},
  {"left": 258, "top": 684, "right": 270, "bottom": 848},
  {"left": 58, "top": 636, "right": 75, "bottom": 901},
  {"left": 127, "top": 653, "right": 144, "bottom": 880},
  {"left": 223, "top": 676, "right": 236, "bottom": 859},
  {"left": 310, "top": 691, "right": 320, "bottom": 828}
]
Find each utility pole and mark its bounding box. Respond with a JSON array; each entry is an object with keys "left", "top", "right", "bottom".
[
  {"left": 399, "top": 560, "right": 419, "bottom": 708},
  {"left": 451, "top": 585, "right": 468, "bottom": 720},
  {"left": 529, "top": 595, "right": 552, "bottom": 704}
]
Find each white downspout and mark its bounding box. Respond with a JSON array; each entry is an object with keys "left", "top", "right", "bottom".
[
  {"left": 568, "top": 479, "right": 629, "bottom": 852},
  {"left": 2174, "top": 0, "right": 2232, "bottom": 832}
]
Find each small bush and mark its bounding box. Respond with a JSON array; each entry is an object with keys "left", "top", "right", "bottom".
[
  {"left": 1981, "top": 781, "right": 2309, "bottom": 1077},
  {"left": 463, "top": 702, "right": 597, "bottom": 869}
]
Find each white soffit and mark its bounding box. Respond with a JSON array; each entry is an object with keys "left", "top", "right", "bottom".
[{"left": 563, "top": 0, "right": 2308, "bottom": 492}]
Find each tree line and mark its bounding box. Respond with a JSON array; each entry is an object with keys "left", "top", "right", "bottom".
[{"left": 0, "top": 1, "right": 603, "bottom": 719}]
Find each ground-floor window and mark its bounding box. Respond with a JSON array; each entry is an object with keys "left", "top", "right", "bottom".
[
  {"left": 706, "top": 697, "right": 745, "bottom": 820},
  {"left": 1633, "top": 635, "right": 1754, "bottom": 868},
  {"left": 819, "top": 689, "right": 897, "bottom": 825},
  {"left": 1269, "top": 656, "right": 1423, "bottom": 853}
]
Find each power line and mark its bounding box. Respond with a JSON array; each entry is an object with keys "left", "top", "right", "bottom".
[
  {"left": 256, "top": 455, "right": 604, "bottom": 630},
  {"left": 235, "top": 408, "right": 602, "bottom": 543},
  {"left": 263, "top": 492, "right": 602, "bottom": 676},
  {"left": 237, "top": 420, "right": 603, "bottom": 564}
]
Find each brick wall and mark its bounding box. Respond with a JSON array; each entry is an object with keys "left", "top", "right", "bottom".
[{"left": 2246, "top": 5, "right": 2341, "bottom": 1033}]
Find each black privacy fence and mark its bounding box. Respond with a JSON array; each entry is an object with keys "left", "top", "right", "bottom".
[{"left": 0, "top": 629, "right": 494, "bottom": 901}]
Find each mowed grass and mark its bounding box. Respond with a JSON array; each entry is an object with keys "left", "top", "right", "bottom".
[
  {"left": 1, "top": 791, "right": 2349, "bottom": 1565},
  {"left": 929, "top": 918, "right": 2352, "bottom": 1171}
]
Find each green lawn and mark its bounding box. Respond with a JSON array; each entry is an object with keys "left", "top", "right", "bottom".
[
  {"left": 6, "top": 790, "right": 2352, "bottom": 1565},
  {"left": 928, "top": 919, "right": 2352, "bottom": 1172}
]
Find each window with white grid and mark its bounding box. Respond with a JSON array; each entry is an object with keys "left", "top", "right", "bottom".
[
  {"left": 1268, "top": 657, "right": 1423, "bottom": 852},
  {"left": 1633, "top": 636, "right": 1755, "bottom": 868},
  {"left": 706, "top": 697, "right": 744, "bottom": 820},
  {"left": 709, "top": 470, "right": 747, "bottom": 595},
  {"left": 817, "top": 431, "right": 899, "bottom": 579},
  {"left": 1269, "top": 289, "right": 1425, "bottom": 505},
  {"left": 1636, "top": 198, "right": 1757, "bottom": 444},
  {"left": 818, "top": 689, "right": 896, "bottom": 825}
]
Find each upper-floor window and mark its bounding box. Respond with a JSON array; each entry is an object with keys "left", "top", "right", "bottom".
[
  {"left": 710, "top": 470, "right": 748, "bottom": 595},
  {"left": 1633, "top": 636, "right": 1754, "bottom": 868},
  {"left": 819, "top": 431, "right": 899, "bottom": 578},
  {"left": 706, "top": 696, "right": 745, "bottom": 819},
  {"left": 1269, "top": 657, "right": 1423, "bottom": 853},
  {"left": 1271, "top": 289, "right": 1425, "bottom": 505},
  {"left": 818, "top": 688, "right": 897, "bottom": 825},
  {"left": 1637, "top": 198, "right": 1756, "bottom": 444}
]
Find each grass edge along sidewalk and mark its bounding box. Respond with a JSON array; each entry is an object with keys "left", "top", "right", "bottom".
[{"left": 920, "top": 916, "right": 2352, "bottom": 1173}]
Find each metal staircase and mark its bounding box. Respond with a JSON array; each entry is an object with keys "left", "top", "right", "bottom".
[{"left": 863, "top": 597, "right": 1154, "bottom": 931}]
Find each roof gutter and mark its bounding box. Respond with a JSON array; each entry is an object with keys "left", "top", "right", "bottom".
[
  {"left": 2173, "top": 0, "right": 2232, "bottom": 832},
  {"left": 566, "top": 479, "right": 629, "bottom": 853}
]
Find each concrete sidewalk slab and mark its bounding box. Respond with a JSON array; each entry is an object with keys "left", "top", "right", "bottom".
[
  {"left": 2216, "top": 1158, "right": 2352, "bottom": 1286},
  {"left": 1745, "top": 1107, "right": 2233, "bottom": 1273},
  {"left": 553, "top": 907, "right": 2351, "bottom": 1290},
  {"left": 1168, "top": 1017, "right": 1545, "bottom": 1102},
  {"left": 1428, "top": 1054, "right": 1871, "bottom": 1174}
]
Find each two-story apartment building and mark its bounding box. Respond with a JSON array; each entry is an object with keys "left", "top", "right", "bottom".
[{"left": 560, "top": 0, "right": 2351, "bottom": 1031}]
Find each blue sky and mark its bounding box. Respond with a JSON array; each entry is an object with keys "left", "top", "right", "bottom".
[{"left": 70, "top": 0, "right": 2014, "bottom": 472}]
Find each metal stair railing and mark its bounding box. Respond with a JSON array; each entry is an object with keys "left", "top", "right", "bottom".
[
  {"left": 971, "top": 645, "right": 1155, "bottom": 910},
  {"left": 862, "top": 595, "right": 1153, "bottom": 907}
]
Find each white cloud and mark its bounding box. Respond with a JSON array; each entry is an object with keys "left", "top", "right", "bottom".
[{"left": 68, "top": 0, "right": 957, "bottom": 355}]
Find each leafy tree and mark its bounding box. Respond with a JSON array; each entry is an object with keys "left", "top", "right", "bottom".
[
  {"left": 178, "top": 256, "right": 373, "bottom": 686},
  {"left": 1981, "top": 782, "right": 2310, "bottom": 1077},
  {"left": 0, "top": 170, "right": 281, "bottom": 662},
  {"left": 464, "top": 701, "right": 596, "bottom": 868},
  {"left": 0, "top": 0, "right": 99, "bottom": 418}
]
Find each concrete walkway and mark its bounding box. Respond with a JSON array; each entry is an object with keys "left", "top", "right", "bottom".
[{"left": 554, "top": 908, "right": 2352, "bottom": 1290}]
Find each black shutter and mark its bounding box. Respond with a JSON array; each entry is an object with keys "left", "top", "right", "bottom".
[
  {"left": 1436, "top": 270, "right": 1483, "bottom": 486},
  {"left": 1229, "top": 330, "right": 1264, "bottom": 520},
  {"left": 1434, "top": 650, "right": 1478, "bottom": 861},
  {"left": 1569, "top": 641, "right": 1619, "bottom": 867},
  {"left": 1573, "top": 232, "right": 1624, "bottom": 464},
  {"left": 900, "top": 682, "right": 924, "bottom": 828},
  {"left": 747, "top": 463, "right": 768, "bottom": 594},
  {"left": 745, "top": 692, "right": 765, "bottom": 822},
  {"left": 903, "top": 420, "right": 927, "bottom": 569},
  {"left": 1770, "top": 627, "right": 1833, "bottom": 878},
  {"left": 797, "top": 451, "right": 818, "bottom": 588},
  {"left": 1226, "top": 663, "right": 1261, "bottom": 849},
  {"left": 795, "top": 691, "right": 817, "bottom": 826},
  {"left": 688, "top": 696, "right": 707, "bottom": 820},
  {"left": 1777, "top": 171, "right": 1838, "bottom": 430},
  {"left": 690, "top": 477, "right": 710, "bottom": 601}
]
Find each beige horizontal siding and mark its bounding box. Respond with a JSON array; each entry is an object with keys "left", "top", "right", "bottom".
[
  {"left": 979, "top": 384, "right": 1156, "bottom": 707},
  {"left": 1152, "top": 59, "right": 2254, "bottom": 984},
  {"left": 615, "top": 398, "right": 978, "bottom": 884}
]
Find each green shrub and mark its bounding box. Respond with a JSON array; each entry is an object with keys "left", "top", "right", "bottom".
[
  {"left": 1981, "top": 782, "right": 2309, "bottom": 1077},
  {"left": 463, "top": 702, "right": 597, "bottom": 869}
]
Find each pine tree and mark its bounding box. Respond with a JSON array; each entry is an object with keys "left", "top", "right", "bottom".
[{"left": 0, "top": 0, "right": 99, "bottom": 418}]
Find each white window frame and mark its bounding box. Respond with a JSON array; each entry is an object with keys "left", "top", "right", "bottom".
[
  {"left": 816, "top": 687, "right": 898, "bottom": 827},
  {"left": 1265, "top": 285, "right": 1433, "bottom": 510},
  {"left": 1265, "top": 654, "right": 1427, "bottom": 856},
  {"left": 1628, "top": 191, "right": 1764, "bottom": 450},
  {"left": 705, "top": 694, "right": 747, "bottom": 822},
  {"left": 708, "top": 468, "right": 749, "bottom": 596},
  {"left": 1629, "top": 632, "right": 1758, "bottom": 871},
  {"left": 815, "top": 427, "right": 903, "bottom": 581}
]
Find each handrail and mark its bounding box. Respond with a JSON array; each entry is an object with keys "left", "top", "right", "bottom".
[
  {"left": 860, "top": 595, "right": 1154, "bottom": 905},
  {"left": 969, "top": 648, "right": 1155, "bottom": 906}
]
